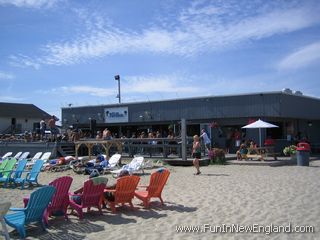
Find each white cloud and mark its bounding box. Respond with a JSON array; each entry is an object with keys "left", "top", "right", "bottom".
[
  {"left": 36, "top": 74, "right": 200, "bottom": 99},
  {"left": 0, "top": 95, "right": 24, "bottom": 102},
  {"left": 0, "top": 71, "right": 14, "bottom": 80},
  {"left": 278, "top": 41, "right": 320, "bottom": 70},
  {"left": 0, "top": 0, "right": 61, "bottom": 8},
  {"left": 60, "top": 86, "right": 115, "bottom": 97},
  {"left": 9, "top": 55, "right": 41, "bottom": 70},
  {"left": 124, "top": 74, "right": 199, "bottom": 94},
  {"left": 9, "top": 1, "right": 320, "bottom": 67}
]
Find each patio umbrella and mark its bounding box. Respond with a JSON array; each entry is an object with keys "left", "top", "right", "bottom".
[{"left": 241, "top": 119, "right": 278, "bottom": 147}]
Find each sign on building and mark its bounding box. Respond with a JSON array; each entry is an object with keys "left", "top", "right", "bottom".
[{"left": 104, "top": 107, "right": 128, "bottom": 123}]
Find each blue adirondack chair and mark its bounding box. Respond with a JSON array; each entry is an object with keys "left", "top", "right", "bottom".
[
  {"left": 0, "top": 159, "right": 27, "bottom": 188},
  {"left": 4, "top": 186, "right": 56, "bottom": 239},
  {"left": 13, "top": 159, "right": 44, "bottom": 189}
]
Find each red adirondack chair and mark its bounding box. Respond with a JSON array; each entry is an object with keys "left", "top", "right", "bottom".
[
  {"left": 134, "top": 168, "right": 170, "bottom": 207},
  {"left": 69, "top": 177, "right": 107, "bottom": 219}
]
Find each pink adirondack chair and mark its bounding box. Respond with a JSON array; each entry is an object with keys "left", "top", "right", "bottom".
[
  {"left": 69, "top": 177, "right": 107, "bottom": 219},
  {"left": 23, "top": 176, "right": 73, "bottom": 225},
  {"left": 44, "top": 176, "right": 73, "bottom": 225}
]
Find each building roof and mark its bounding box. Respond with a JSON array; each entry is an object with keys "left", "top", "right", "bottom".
[
  {"left": 0, "top": 102, "right": 51, "bottom": 119},
  {"left": 61, "top": 91, "right": 320, "bottom": 110},
  {"left": 62, "top": 91, "right": 320, "bottom": 125}
]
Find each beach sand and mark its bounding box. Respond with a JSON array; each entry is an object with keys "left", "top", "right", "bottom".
[{"left": 1, "top": 160, "right": 320, "bottom": 240}]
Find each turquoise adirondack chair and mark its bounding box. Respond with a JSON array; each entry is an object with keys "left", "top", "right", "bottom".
[
  {"left": 13, "top": 159, "right": 44, "bottom": 189},
  {"left": 0, "top": 159, "right": 17, "bottom": 178},
  {"left": 0, "top": 159, "right": 27, "bottom": 188},
  {"left": 4, "top": 186, "right": 56, "bottom": 239}
]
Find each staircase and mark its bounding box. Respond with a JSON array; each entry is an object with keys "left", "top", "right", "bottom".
[{"left": 56, "top": 142, "right": 75, "bottom": 157}]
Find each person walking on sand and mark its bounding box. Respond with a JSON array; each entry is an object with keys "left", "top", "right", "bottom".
[{"left": 192, "top": 135, "right": 201, "bottom": 175}]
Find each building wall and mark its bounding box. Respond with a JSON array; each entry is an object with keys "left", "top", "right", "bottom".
[{"left": 0, "top": 117, "right": 41, "bottom": 134}]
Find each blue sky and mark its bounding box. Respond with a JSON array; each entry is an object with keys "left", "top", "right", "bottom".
[{"left": 1, "top": 0, "right": 320, "bottom": 121}]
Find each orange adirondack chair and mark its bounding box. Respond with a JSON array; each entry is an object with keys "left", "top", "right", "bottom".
[
  {"left": 103, "top": 175, "right": 140, "bottom": 213},
  {"left": 134, "top": 168, "right": 170, "bottom": 207},
  {"left": 69, "top": 177, "right": 107, "bottom": 219}
]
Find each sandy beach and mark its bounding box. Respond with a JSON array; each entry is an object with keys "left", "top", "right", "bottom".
[{"left": 1, "top": 160, "right": 320, "bottom": 240}]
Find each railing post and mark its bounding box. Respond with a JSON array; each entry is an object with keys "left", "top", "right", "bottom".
[{"left": 181, "top": 118, "right": 187, "bottom": 161}]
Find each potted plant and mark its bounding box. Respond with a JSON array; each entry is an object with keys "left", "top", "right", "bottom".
[
  {"left": 283, "top": 145, "right": 297, "bottom": 160},
  {"left": 209, "top": 148, "right": 226, "bottom": 164}
]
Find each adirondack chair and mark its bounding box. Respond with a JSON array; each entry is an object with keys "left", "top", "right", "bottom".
[
  {"left": 110, "top": 156, "right": 145, "bottom": 176},
  {"left": 13, "top": 159, "right": 44, "bottom": 189},
  {"left": 0, "top": 159, "right": 17, "bottom": 178},
  {"left": 69, "top": 177, "right": 107, "bottom": 219},
  {"left": 0, "top": 152, "right": 12, "bottom": 162},
  {"left": 43, "top": 176, "right": 73, "bottom": 225},
  {"left": 103, "top": 175, "right": 140, "bottom": 213},
  {"left": 102, "top": 153, "right": 121, "bottom": 174},
  {"left": 26, "top": 151, "right": 50, "bottom": 169},
  {"left": 18, "top": 152, "right": 30, "bottom": 160},
  {"left": 12, "top": 152, "right": 22, "bottom": 159},
  {"left": 135, "top": 168, "right": 170, "bottom": 207},
  {"left": 0, "top": 201, "right": 11, "bottom": 240},
  {"left": 0, "top": 159, "right": 9, "bottom": 172},
  {"left": 0, "top": 159, "right": 27, "bottom": 188},
  {"left": 4, "top": 186, "right": 56, "bottom": 239}
]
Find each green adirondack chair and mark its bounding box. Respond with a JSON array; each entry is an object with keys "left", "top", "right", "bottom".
[
  {"left": 0, "top": 159, "right": 9, "bottom": 172},
  {"left": 0, "top": 159, "right": 17, "bottom": 177}
]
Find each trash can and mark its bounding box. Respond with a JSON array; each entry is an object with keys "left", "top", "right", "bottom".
[{"left": 296, "top": 142, "right": 310, "bottom": 166}]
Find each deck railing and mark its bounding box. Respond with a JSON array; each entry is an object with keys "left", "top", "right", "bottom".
[{"left": 74, "top": 138, "right": 194, "bottom": 159}]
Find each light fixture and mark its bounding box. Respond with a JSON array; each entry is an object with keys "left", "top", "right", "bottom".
[{"left": 114, "top": 75, "right": 121, "bottom": 103}]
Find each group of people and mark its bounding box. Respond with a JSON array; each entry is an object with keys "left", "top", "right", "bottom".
[
  {"left": 235, "top": 138, "right": 275, "bottom": 160},
  {"left": 38, "top": 115, "right": 60, "bottom": 141},
  {"left": 73, "top": 154, "right": 110, "bottom": 175}
]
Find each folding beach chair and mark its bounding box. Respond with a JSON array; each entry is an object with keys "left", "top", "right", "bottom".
[
  {"left": 102, "top": 153, "right": 121, "bottom": 174},
  {"left": 110, "top": 156, "right": 145, "bottom": 177}
]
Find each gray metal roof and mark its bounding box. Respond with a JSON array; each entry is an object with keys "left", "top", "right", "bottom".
[
  {"left": 61, "top": 91, "right": 320, "bottom": 125},
  {"left": 0, "top": 102, "right": 51, "bottom": 119}
]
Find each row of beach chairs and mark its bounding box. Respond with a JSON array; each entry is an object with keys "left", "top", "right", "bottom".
[
  {"left": 0, "top": 158, "right": 45, "bottom": 189},
  {"left": 0, "top": 151, "right": 51, "bottom": 163},
  {"left": 0, "top": 168, "right": 170, "bottom": 239},
  {"left": 72, "top": 154, "right": 151, "bottom": 177}
]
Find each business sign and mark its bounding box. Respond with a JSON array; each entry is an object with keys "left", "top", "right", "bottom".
[{"left": 104, "top": 107, "right": 128, "bottom": 123}]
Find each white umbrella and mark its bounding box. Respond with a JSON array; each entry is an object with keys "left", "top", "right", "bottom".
[{"left": 242, "top": 119, "right": 278, "bottom": 147}]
